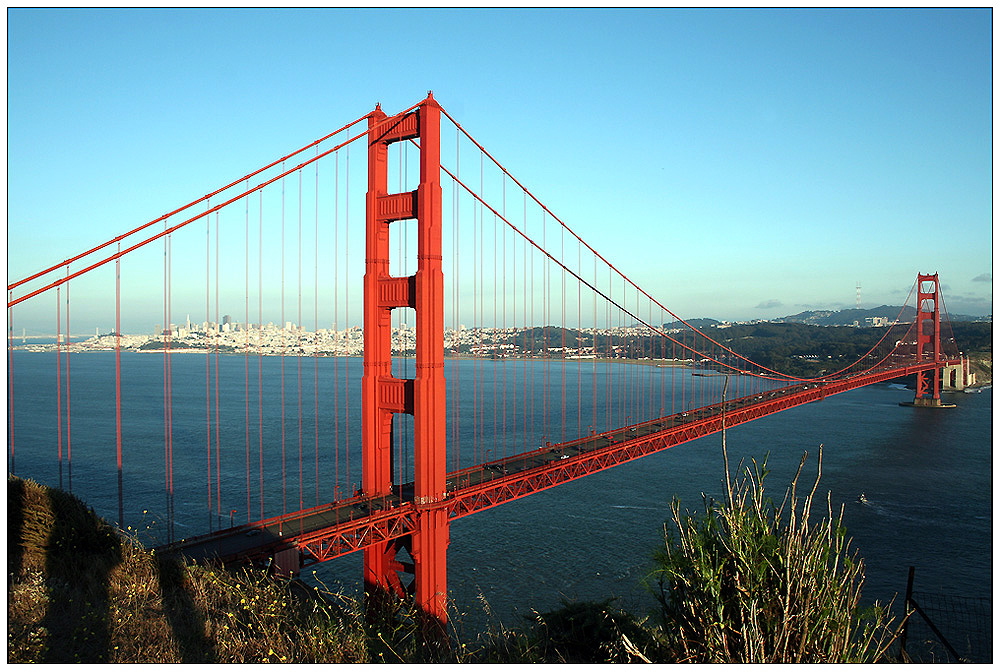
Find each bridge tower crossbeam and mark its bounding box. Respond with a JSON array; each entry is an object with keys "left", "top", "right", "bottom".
[{"left": 362, "top": 93, "right": 448, "bottom": 625}]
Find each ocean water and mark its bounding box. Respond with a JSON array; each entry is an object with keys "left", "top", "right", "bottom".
[{"left": 7, "top": 350, "right": 992, "bottom": 658}]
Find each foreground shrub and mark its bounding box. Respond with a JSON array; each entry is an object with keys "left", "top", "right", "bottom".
[{"left": 648, "top": 447, "right": 899, "bottom": 662}]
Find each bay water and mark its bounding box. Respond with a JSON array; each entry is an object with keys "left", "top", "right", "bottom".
[{"left": 8, "top": 350, "right": 991, "bottom": 657}]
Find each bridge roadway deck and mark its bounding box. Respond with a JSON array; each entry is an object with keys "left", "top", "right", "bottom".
[{"left": 161, "top": 360, "right": 958, "bottom": 570}]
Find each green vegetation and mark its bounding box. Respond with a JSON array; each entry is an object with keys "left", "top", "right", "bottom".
[
  {"left": 702, "top": 323, "right": 898, "bottom": 376},
  {"left": 647, "top": 448, "right": 898, "bottom": 662},
  {"left": 9, "top": 447, "right": 900, "bottom": 663},
  {"left": 137, "top": 340, "right": 236, "bottom": 353},
  {"left": 489, "top": 321, "right": 991, "bottom": 379}
]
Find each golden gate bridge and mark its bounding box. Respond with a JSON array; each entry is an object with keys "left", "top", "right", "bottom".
[{"left": 6, "top": 93, "right": 971, "bottom": 627}]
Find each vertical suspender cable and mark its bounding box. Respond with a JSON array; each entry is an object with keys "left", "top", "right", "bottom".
[
  {"left": 452, "top": 135, "right": 459, "bottom": 472},
  {"left": 648, "top": 296, "right": 653, "bottom": 420},
  {"left": 314, "top": 152, "right": 320, "bottom": 506},
  {"left": 344, "top": 147, "right": 350, "bottom": 494},
  {"left": 7, "top": 293, "right": 12, "bottom": 475},
  {"left": 542, "top": 210, "right": 550, "bottom": 441},
  {"left": 163, "top": 225, "right": 170, "bottom": 536},
  {"left": 471, "top": 156, "right": 478, "bottom": 464},
  {"left": 205, "top": 199, "right": 212, "bottom": 531},
  {"left": 479, "top": 153, "right": 485, "bottom": 464},
  {"left": 258, "top": 191, "right": 264, "bottom": 519},
  {"left": 493, "top": 212, "right": 498, "bottom": 460},
  {"left": 169, "top": 230, "right": 176, "bottom": 535},
  {"left": 671, "top": 337, "right": 675, "bottom": 416},
  {"left": 452, "top": 131, "right": 460, "bottom": 473},
  {"left": 167, "top": 230, "right": 174, "bottom": 538},
  {"left": 680, "top": 327, "right": 686, "bottom": 413},
  {"left": 298, "top": 169, "right": 304, "bottom": 518},
  {"left": 333, "top": 153, "right": 340, "bottom": 500},
  {"left": 605, "top": 267, "right": 610, "bottom": 431},
  {"left": 529, "top": 196, "right": 534, "bottom": 448},
  {"left": 560, "top": 226, "right": 566, "bottom": 442},
  {"left": 214, "top": 211, "right": 222, "bottom": 528},
  {"left": 593, "top": 253, "right": 597, "bottom": 433},
  {"left": 281, "top": 167, "right": 287, "bottom": 516},
  {"left": 659, "top": 308, "right": 665, "bottom": 417},
  {"left": 56, "top": 287, "right": 62, "bottom": 490},
  {"left": 471, "top": 161, "right": 478, "bottom": 465},
  {"left": 245, "top": 181, "right": 251, "bottom": 523},
  {"left": 493, "top": 210, "right": 497, "bottom": 460},
  {"left": 115, "top": 246, "right": 123, "bottom": 528},
  {"left": 523, "top": 193, "right": 529, "bottom": 453},
  {"left": 64, "top": 268, "right": 72, "bottom": 491},
  {"left": 619, "top": 280, "right": 625, "bottom": 426},
  {"left": 502, "top": 178, "right": 507, "bottom": 461}
]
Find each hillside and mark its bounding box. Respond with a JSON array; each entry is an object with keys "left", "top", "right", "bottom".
[
  {"left": 7, "top": 477, "right": 376, "bottom": 663},
  {"left": 8, "top": 472, "right": 902, "bottom": 663},
  {"left": 776, "top": 305, "right": 917, "bottom": 326},
  {"left": 6, "top": 477, "right": 655, "bottom": 663}
]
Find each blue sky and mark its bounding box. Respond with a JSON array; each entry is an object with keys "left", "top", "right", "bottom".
[{"left": 7, "top": 8, "right": 993, "bottom": 333}]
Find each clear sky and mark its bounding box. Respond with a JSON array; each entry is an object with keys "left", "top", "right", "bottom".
[{"left": 7, "top": 8, "right": 993, "bottom": 333}]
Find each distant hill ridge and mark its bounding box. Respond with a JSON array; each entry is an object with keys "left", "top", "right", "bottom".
[
  {"left": 661, "top": 305, "right": 988, "bottom": 330},
  {"left": 776, "top": 305, "right": 916, "bottom": 326}
]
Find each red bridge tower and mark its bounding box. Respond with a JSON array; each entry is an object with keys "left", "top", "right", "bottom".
[
  {"left": 362, "top": 94, "right": 448, "bottom": 625},
  {"left": 911, "top": 272, "right": 951, "bottom": 408}
]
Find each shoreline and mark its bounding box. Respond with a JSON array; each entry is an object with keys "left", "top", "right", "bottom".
[{"left": 11, "top": 345, "right": 696, "bottom": 368}]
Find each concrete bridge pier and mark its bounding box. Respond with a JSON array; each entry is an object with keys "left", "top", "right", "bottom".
[
  {"left": 941, "top": 356, "right": 976, "bottom": 392},
  {"left": 905, "top": 395, "right": 956, "bottom": 409}
]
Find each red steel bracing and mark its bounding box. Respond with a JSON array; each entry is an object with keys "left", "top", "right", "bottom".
[
  {"left": 363, "top": 94, "right": 448, "bottom": 625},
  {"left": 169, "top": 356, "right": 958, "bottom": 572}
]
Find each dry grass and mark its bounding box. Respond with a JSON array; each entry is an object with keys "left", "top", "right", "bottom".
[
  {"left": 6, "top": 475, "right": 571, "bottom": 663},
  {"left": 8, "top": 476, "right": 373, "bottom": 663}
]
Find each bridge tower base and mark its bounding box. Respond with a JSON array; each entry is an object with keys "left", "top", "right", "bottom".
[
  {"left": 900, "top": 397, "right": 956, "bottom": 409},
  {"left": 362, "top": 94, "right": 448, "bottom": 628}
]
